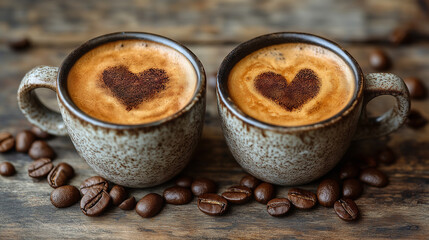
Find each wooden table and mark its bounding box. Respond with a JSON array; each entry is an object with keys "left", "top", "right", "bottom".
[{"left": 0, "top": 0, "right": 428, "bottom": 239}]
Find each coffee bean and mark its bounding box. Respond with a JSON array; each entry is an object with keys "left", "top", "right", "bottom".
[
  {"left": 119, "top": 196, "right": 136, "bottom": 210},
  {"left": 359, "top": 168, "right": 388, "bottom": 187},
  {"left": 15, "top": 130, "right": 36, "bottom": 153},
  {"left": 31, "top": 126, "right": 51, "bottom": 139},
  {"left": 109, "top": 185, "right": 127, "bottom": 206},
  {"left": 80, "top": 176, "right": 109, "bottom": 195},
  {"left": 361, "top": 155, "right": 378, "bottom": 168},
  {"left": 175, "top": 176, "right": 193, "bottom": 188},
  {"left": 334, "top": 198, "right": 359, "bottom": 221},
  {"left": 377, "top": 147, "right": 395, "bottom": 165},
  {"left": 317, "top": 179, "right": 340, "bottom": 207},
  {"left": 8, "top": 37, "right": 31, "bottom": 51},
  {"left": 240, "top": 174, "right": 261, "bottom": 190},
  {"left": 136, "top": 193, "right": 164, "bottom": 218},
  {"left": 28, "top": 140, "right": 55, "bottom": 160},
  {"left": 389, "top": 25, "right": 412, "bottom": 45},
  {"left": 28, "top": 158, "right": 53, "bottom": 178},
  {"left": 197, "top": 193, "right": 228, "bottom": 216},
  {"left": 254, "top": 182, "right": 274, "bottom": 204},
  {"left": 288, "top": 188, "right": 317, "bottom": 209},
  {"left": 407, "top": 110, "right": 427, "bottom": 129},
  {"left": 191, "top": 178, "right": 217, "bottom": 196},
  {"left": 339, "top": 163, "right": 360, "bottom": 180},
  {"left": 267, "top": 198, "right": 291, "bottom": 217},
  {"left": 0, "top": 162, "right": 16, "bottom": 176},
  {"left": 50, "top": 185, "right": 81, "bottom": 208},
  {"left": 404, "top": 77, "right": 427, "bottom": 99},
  {"left": 342, "top": 179, "right": 363, "bottom": 200},
  {"left": 47, "top": 163, "right": 74, "bottom": 188},
  {"left": 163, "top": 186, "right": 193, "bottom": 205},
  {"left": 369, "top": 49, "right": 391, "bottom": 71},
  {"left": 221, "top": 186, "right": 252, "bottom": 204},
  {"left": 80, "top": 188, "right": 111, "bottom": 216},
  {"left": 0, "top": 132, "right": 15, "bottom": 153}
]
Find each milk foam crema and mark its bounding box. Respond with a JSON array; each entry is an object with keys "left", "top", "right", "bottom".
[
  {"left": 228, "top": 43, "right": 355, "bottom": 127},
  {"left": 67, "top": 39, "right": 197, "bottom": 125}
]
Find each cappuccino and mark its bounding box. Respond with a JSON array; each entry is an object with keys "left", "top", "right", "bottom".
[
  {"left": 228, "top": 43, "right": 355, "bottom": 126},
  {"left": 67, "top": 39, "right": 197, "bottom": 125}
]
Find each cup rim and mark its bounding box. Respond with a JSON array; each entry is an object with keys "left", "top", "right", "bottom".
[
  {"left": 216, "top": 32, "right": 364, "bottom": 132},
  {"left": 57, "top": 32, "right": 206, "bottom": 130}
]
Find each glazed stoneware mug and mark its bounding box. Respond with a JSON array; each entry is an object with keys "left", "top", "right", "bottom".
[
  {"left": 217, "top": 32, "right": 410, "bottom": 186},
  {"left": 18, "top": 32, "right": 206, "bottom": 188}
]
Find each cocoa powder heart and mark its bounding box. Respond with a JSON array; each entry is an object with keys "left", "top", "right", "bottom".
[
  {"left": 254, "top": 69, "right": 320, "bottom": 111},
  {"left": 102, "top": 65, "right": 169, "bottom": 111}
]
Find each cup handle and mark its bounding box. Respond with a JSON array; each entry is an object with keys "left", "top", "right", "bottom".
[
  {"left": 353, "top": 73, "right": 410, "bottom": 140},
  {"left": 17, "top": 66, "right": 67, "bottom": 136}
]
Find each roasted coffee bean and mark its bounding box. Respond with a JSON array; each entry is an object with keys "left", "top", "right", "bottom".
[
  {"left": 317, "top": 179, "right": 340, "bottom": 207},
  {"left": 8, "top": 37, "right": 31, "bottom": 51},
  {"left": 47, "top": 163, "right": 74, "bottom": 188},
  {"left": 221, "top": 186, "right": 252, "bottom": 204},
  {"left": 28, "top": 140, "right": 55, "bottom": 160},
  {"left": 407, "top": 110, "right": 427, "bottom": 129},
  {"left": 109, "top": 185, "right": 127, "bottom": 206},
  {"left": 360, "top": 155, "right": 378, "bottom": 168},
  {"left": 267, "top": 198, "right": 291, "bottom": 217},
  {"left": 288, "top": 188, "right": 317, "bottom": 209},
  {"left": 359, "top": 168, "right": 388, "bottom": 187},
  {"left": 163, "top": 186, "right": 193, "bottom": 205},
  {"left": 80, "top": 176, "right": 109, "bottom": 195},
  {"left": 191, "top": 178, "right": 217, "bottom": 196},
  {"left": 28, "top": 158, "right": 53, "bottom": 178},
  {"left": 136, "top": 193, "right": 164, "bottom": 218},
  {"left": 50, "top": 185, "right": 81, "bottom": 208},
  {"left": 119, "top": 196, "right": 136, "bottom": 210},
  {"left": 404, "top": 77, "right": 426, "bottom": 99},
  {"left": 240, "top": 174, "right": 261, "bottom": 190},
  {"left": 342, "top": 179, "right": 363, "bottom": 200},
  {"left": 0, "top": 132, "right": 15, "bottom": 153},
  {"left": 80, "top": 188, "right": 111, "bottom": 216},
  {"left": 389, "top": 25, "right": 412, "bottom": 45},
  {"left": 31, "top": 126, "right": 51, "bottom": 139},
  {"left": 197, "top": 193, "right": 228, "bottom": 216},
  {"left": 334, "top": 198, "right": 359, "bottom": 221},
  {"left": 339, "top": 163, "right": 360, "bottom": 180},
  {"left": 15, "top": 130, "right": 36, "bottom": 153},
  {"left": 175, "top": 176, "right": 193, "bottom": 188},
  {"left": 377, "top": 147, "right": 396, "bottom": 165},
  {"left": 0, "top": 162, "right": 16, "bottom": 176},
  {"left": 369, "top": 49, "right": 391, "bottom": 71},
  {"left": 254, "top": 182, "right": 274, "bottom": 204}
]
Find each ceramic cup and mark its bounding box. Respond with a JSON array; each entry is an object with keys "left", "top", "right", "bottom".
[
  {"left": 217, "top": 32, "right": 410, "bottom": 186},
  {"left": 17, "top": 32, "right": 206, "bottom": 188}
]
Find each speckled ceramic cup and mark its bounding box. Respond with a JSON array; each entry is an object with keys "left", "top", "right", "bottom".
[
  {"left": 217, "top": 32, "right": 410, "bottom": 186},
  {"left": 17, "top": 32, "right": 206, "bottom": 188}
]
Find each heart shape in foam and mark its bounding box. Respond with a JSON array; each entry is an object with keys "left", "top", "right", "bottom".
[
  {"left": 102, "top": 65, "right": 169, "bottom": 111},
  {"left": 254, "top": 68, "right": 321, "bottom": 111}
]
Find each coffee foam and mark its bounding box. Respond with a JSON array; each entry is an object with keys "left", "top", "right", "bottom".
[
  {"left": 67, "top": 39, "right": 197, "bottom": 125},
  {"left": 228, "top": 43, "right": 355, "bottom": 126}
]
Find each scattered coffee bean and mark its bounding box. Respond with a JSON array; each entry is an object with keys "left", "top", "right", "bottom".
[
  {"left": 0, "top": 132, "right": 15, "bottom": 153},
  {"left": 119, "top": 196, "right": 136, "bottom": 210},
  {"left": 8, "top": 37, "right": 31, "bottom": 51},
  {"left": 136, "top": 193, "right": 164, "bottom": 218},
  {"left": 80, "top": 188, "right": 111, "bottom": 217},
  {"left": 28, "top": 158, "right": 53, "bottom": 178},
  {"left": 359, "top": 168, "right": 388, "bottom": 187},
  {"left": 109, "top": 185, "right": 127, "bottom": 206},
  {"left": 407, "top": 110, "right": 427, "bottom": 129},
  {"left": 342, "top": 179, "right": 363, "bottom": 200},
  {"left": 0, "top": 162, "right": 16, "bottom": 176},
  {"left": 288, "top": 188, "right": 317, "bottom": 209},
  {"left": 221, "top": 186, "right": 252, "bottom": 204},
  {"left": 31, "top": 126, "right": 51, "bottom": 139},
  {"left": 267, "top": 198, "right": 291, "bottom": 217},
  {"left": 339, "top": 163, "right": 360, "bottom": 180},
  {"left": 334, "top": 198, "right": 359, "bottom": 221},
  {"left": 197, "top": 193, "right": 228, "bottom": 216},
  {"left": 360, "top": 155, "right": 378, "bottom": 169},
  {"left": 191, "top": 178, "right": 217, "bottom": 196},
  {"left": 15, "top": 130, "right": 36, "bottom": 153},
  {"left": 80, "top": 176, "right": 109, "bottom": 195},
  {"left": 163, "top": 186, "right": 193, "bottom": 205},
  {"left": 317, "top": 179, "right": 340, "bottom": 207},
  {"left": 28, "top": 140, "right": 55, "bottom": 160},
  {"left": 377, "top": 147, "right": 396, "bottom": 165},
  {"left": 175, "top": 176, "right": 193, "bottom": 188},
  {"left": 389, "top": 25, "right": 412, "bottom": 45},
  {"left": 240, "top": 174, "right": 261, "bottom": 190},
  {"left": 404, "top": 77, "right": 427, "bottom": 99},
  {"left": 47, "top": 162, "right": 74, "bottom": 188},
  {"left": 369, "top": 49, "right": 391, "bottom": 71},
  {"left": 254, "top": 182, "right": 274, "bottom": 204},
  {"left": 50, "top": 185, "right": 81, "bottom": 208}
]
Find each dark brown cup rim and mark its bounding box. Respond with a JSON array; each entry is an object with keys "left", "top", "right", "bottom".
[
  {"left": 217, "top": 32, "right": 364, "bottom": 132},
  {"left": 57, "top": 32, "right": 206, "bottom": 130}
]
